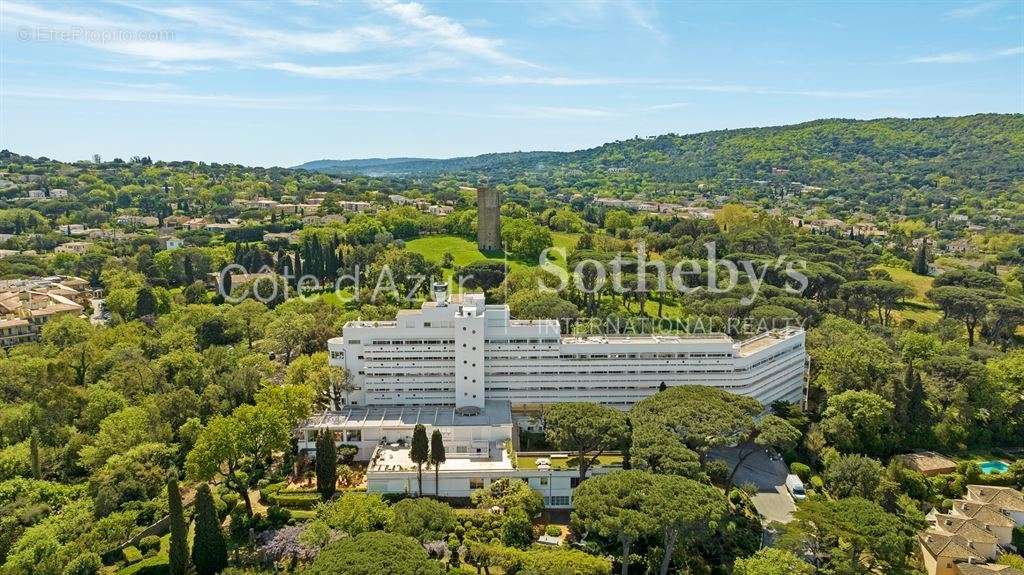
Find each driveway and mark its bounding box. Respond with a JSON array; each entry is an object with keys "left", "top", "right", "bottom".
[{"left": 709, "top": 445, "right": 795, "bottom": 524}]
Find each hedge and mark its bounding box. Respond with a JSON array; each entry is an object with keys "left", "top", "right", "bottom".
[
  {"left": 117, "top": 555, "right": 168, "bottom": 575},
  {"left": 138, "top": 535, "right": 161, "bottom": 554},
  {"left": 268, "top": 492, "right": 322, "bottom": 510},
  {"left": 122, "top": 547, "right": 143, "bottom": 564}
]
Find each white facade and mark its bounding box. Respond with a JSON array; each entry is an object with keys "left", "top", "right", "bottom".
[
  {"left": 297, "top": 400, "right": 514, "bottom": 461},
  {"left": 328, "top": 288, "right": 807, "bottom": 412},
  {"left": 296, "top": 400, "right": 617, "bottom": 509},
  {"left": 362, "top": 445, "right": 616, "bottom": 508}
]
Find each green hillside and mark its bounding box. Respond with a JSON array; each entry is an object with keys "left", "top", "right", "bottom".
[{"left": 300, "top": 114, "right": 1024, "bottom": 195}]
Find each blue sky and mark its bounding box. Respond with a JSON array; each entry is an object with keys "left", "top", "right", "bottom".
[{"left": 1, "top": 0, "right": 1022, "bottom": 167}]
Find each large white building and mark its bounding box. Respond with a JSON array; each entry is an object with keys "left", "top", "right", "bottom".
[
  {"left": 303, "top": 285, "right": 807, "bottom": 506},
  {"left": 327, "top": 285, "right": 807, "bottom": 414}
]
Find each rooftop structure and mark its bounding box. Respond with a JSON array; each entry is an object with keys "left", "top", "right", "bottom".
[
  {"left": 298, "top": 400, "right": 513, "bottom": 462},
  {"left": 896, "top": 451, "right": 958, "bottom": 476},
  {"left": 0, "top": 276, "right": 89, "bottom": 348}
]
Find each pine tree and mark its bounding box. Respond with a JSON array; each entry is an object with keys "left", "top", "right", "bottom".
[
  {"left": 316, "top": 430, "right": 337, "bottom": 500},
  {"left": 192, "top": 483, "right": 227, "bottom": 575},
  {"left": 167, "top": 471, "right": 189, "bottom": 575},
  {"left": 410, "top": 424, "right": 429, "bottom": 496},
  {"left": 912, "top": 240, "right": 929, "bottom": 275},
  {"left": 429, "top": 429, "right": 446, "bottom": 497},
  {"left": 29, "top": 428, "right": 40, "bottom": 479}
]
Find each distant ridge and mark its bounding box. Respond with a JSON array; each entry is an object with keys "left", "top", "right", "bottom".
[
  {"left": 294, "top": 157, "right": 434, "bottom": 172},
  {"left": 292, "top": 152, "right": 564, "bottom": 176},
  {"left": 293, "top": 114, "right": 1024, "bottom": 193}
]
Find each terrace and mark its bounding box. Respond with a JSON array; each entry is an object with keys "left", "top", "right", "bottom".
[
  {"left": 368, "top": 441, "right": 514, "bottom": 473},
  {"left": 516, "top": 453, "right": 624, "bottom": 471}
]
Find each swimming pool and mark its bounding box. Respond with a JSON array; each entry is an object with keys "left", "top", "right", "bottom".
[{"left": 979, "top": 460, "right": 1009, "bottom": 475}]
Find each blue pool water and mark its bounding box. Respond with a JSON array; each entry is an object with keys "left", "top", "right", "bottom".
[{"left": 979, "top": 460, "right": 1009, "bottom": 475}]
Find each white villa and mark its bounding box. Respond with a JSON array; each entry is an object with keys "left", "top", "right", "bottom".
[{"left": 296, "top": 399, "right": 619, "bottom": 508}]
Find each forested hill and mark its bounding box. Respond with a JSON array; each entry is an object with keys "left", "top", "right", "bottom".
[{"left": 297, "top": 114, "right": 1024, "bottom": 192}]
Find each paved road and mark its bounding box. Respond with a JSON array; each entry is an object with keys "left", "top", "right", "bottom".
[{"left": 709, "top": 444, "right": 795, "bottom": 525}]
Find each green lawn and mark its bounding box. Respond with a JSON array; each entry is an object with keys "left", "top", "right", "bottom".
[
  {"left": 517, "top": 454, "right": 624, "bottom": 470},
  {"left": 872, "top": 265, "right": 934, "bottom": 301},
  {"left": 406, "top": 235, "right": 509, "bottom": 268},
  {"left": 871, "top": 265, "right": 942, "bottom": 323},
  {"left": 405, "top": 233, "right": 581, "bottom": 276},
  {"left": 549, "top": 232, "right": 580, "bottom": 269}
]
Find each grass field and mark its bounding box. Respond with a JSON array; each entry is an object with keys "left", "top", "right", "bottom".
[
  {"left": 405, "top": 233, "right": 581, "bottom": 272},
  {"left": 517, "top": 454, "right": 624, "bottom": 470},
  {"left": 871, "top": 265, "right": 942, "bottom": 323}
]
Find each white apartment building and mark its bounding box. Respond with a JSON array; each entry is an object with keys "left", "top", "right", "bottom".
[
  {"left": 327, "top": 285, "right": 806, "bottom": 414},
  {"left": 306, "top": 285, "right": 806, "bottom": 507}
]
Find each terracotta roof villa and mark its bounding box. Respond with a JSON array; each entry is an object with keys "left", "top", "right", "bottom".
[{"left": 919, "top": 485, "right": 1024, "bottom": 575}]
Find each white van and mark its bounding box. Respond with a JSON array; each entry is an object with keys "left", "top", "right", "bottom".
[{"left": 785, "top": 474, "right": 806, "bottom": 501}]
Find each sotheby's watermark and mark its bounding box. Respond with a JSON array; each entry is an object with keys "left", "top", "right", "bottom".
[{"left": 216, "top": 240, "right": 809, "bottom": 313}]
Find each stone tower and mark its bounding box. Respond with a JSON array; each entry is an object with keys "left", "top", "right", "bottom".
[{"left": 476, "top": 187, "right": 501, "bottom": 252}]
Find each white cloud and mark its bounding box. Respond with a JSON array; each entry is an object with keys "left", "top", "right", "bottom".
[
  {"left": 119, "top": 3, "right": 400, "bottom": 55},
  {"left": 261, "top": 60, "right": 431, "bottom": 80},
  {"left": 647, "top": 102, "right": 689, "bottom": 110},
  {"left": 472, "top": 75, "right": 660, "bottom": 86},
  {"left": 667, "top": 83, "right": 897, "bottom": 99},
  {"left": 498, "top": 105, "right": 613, "bottom": 119},
  {"left": 2, "top": 1, "right": 253, "bottom": 62},
  {"left": 945, "top": 1, "right": 1004, "bottom": 19},
  {"left": 369, "top": 0, "right": 535, "bottom": 67},
  {"left": 908, "top": 46, "right": 1023, "bottom": 63},
  {"left": 6, "top": 0, "right": 536, "bottom": 81},
  {"left": 621, "top": 1, "right": 667, "bottom": 44},
  {"left": 526, "top": 0, "right": 667, "bottom": 42},
  {"left": 0, "top": 84, "right": 411, "bottom": 112}
]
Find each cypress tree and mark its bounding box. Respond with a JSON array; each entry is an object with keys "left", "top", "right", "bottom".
[
  {"left": 912, "top": 240, "right": 929, "bottom": 275},
  {"left": 29, "top": 428, "right": 40, "bottom": 479},
  {"left": 135, "top": 287, "right": 157, "bottom": 318},
  {"left": 895, "top": 363, "right": 911, "bottom": 433},
  {"left": 221, "top": 271, "right": 233, "bottom": 299},
  {"left": 275, "top": 249, "right": 288, "bottom": 276},
  {"left": 410, "top": 424, "right": 429, "bottom": 496},
  {"left": 292, "top": 252, "right": 302, "bottom": 287},
  {"left": 183, "top": 254, "right": 195, "bottom": 285},
  {"left": 905, "top": 366, "right": 928, "bottom": 437},
  {"left": 192, "top": 483, "right": 227, "bottom": 575},
  {"left": 316, "top": 430, "right": 337, "bottom": 500},
  {"left": 167, "top": 471, "right": 189, "bottom": 575},
  {"left": 429, "top": 429, "right": 446, "bottom": 497}
]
